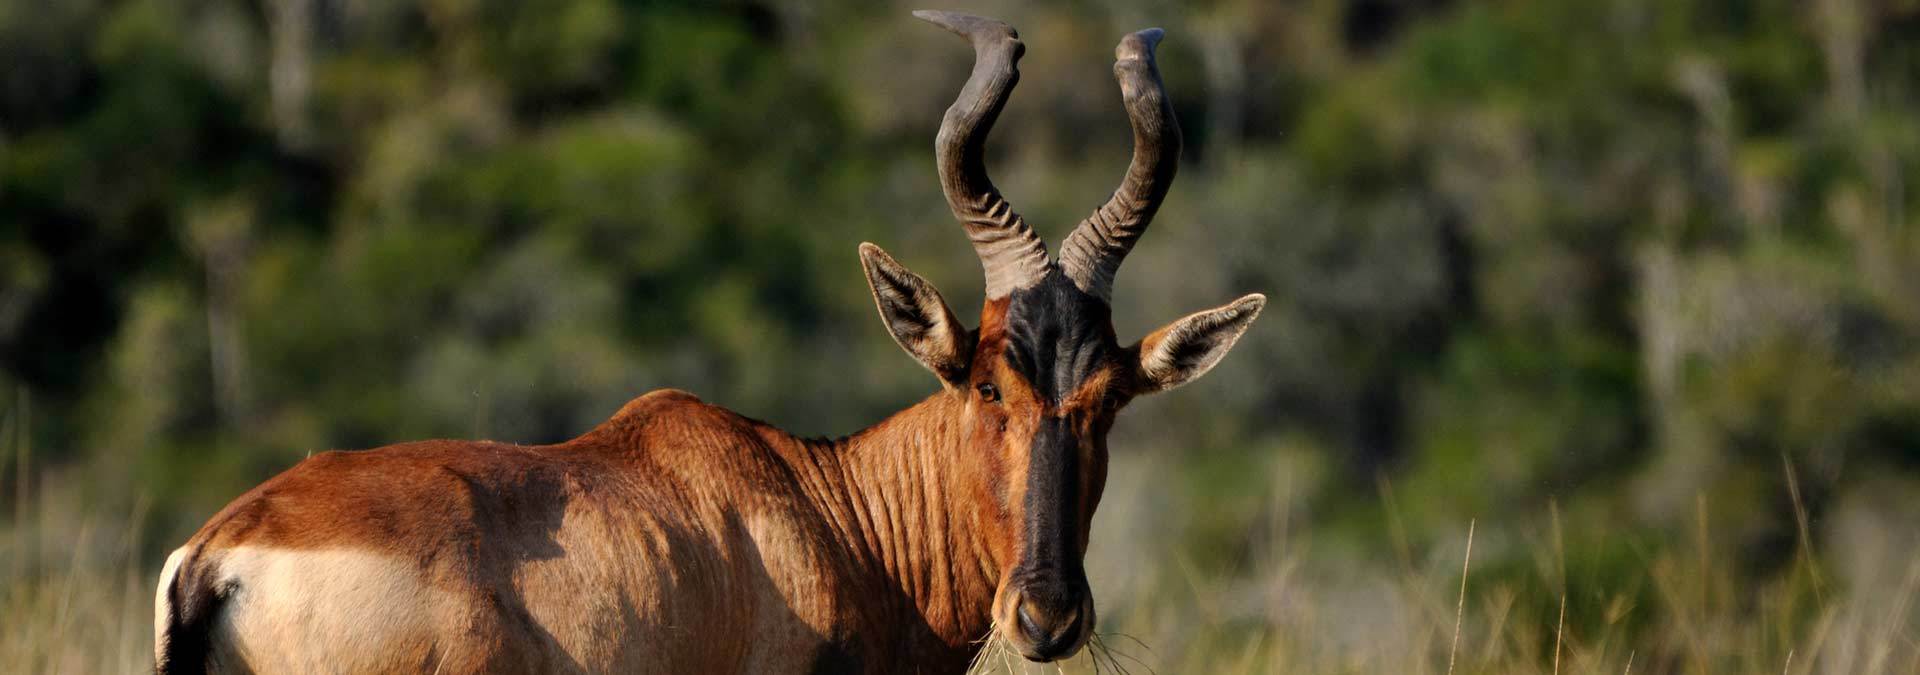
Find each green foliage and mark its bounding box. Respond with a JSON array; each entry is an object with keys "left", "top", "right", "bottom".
[{"left": 4, "top": 0, "right": 1920, "bottom": 671}]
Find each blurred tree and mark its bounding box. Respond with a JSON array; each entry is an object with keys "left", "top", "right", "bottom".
[{"left": 3, "top": 2, "right": 1919, "bottom": 667}]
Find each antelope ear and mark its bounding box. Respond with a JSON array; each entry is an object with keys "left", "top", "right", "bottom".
[
  {"left": 1133, "top": 294, "right": 1266, "bottom": 393},
  {"left": 860, "top": 243, "right": 973, "bottom": 387}
]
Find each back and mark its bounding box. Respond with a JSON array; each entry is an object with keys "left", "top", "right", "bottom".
[{"left": 155, "top": 390, "right": 837, "bottom": 674}]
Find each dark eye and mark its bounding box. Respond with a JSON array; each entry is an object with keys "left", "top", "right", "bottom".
[{"left": 976, "top": 382, "right": 1001, "bottom": 403}]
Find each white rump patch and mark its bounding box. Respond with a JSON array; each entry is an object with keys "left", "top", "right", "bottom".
[
  {"left": 213, "top": 547, "right": 454, "bottom": 673},
  {"left": 153, "top": 547, "right": 190, "bottom": 667}
]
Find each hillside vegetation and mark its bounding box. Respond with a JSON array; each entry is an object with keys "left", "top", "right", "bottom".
[{"left": 4, "top": 1, "right": 1918, "bottom": 672}]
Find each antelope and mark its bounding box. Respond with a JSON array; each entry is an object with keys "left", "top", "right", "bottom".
[{"left": 154, "top": 11, "right": 1264, "bottom": 674}]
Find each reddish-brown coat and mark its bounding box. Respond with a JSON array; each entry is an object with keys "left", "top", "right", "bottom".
[{"left": 162, "top": 388, "right": 1023, "bottom": 674}]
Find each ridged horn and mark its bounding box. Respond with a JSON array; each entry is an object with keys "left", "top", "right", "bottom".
[
  {"left": 1058, "top": 28, "right": 1182, "bottom": 302},
  {"left": 915, "top": 10, "right": 1051, "bottom": 299}
]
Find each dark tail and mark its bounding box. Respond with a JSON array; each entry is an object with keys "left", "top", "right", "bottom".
[{"left": 154, "top": 546, "right": 226, "bottom": 675}]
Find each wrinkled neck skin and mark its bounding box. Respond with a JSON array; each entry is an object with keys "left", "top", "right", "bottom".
[{"left": 786, "top": 389, "right": 1005, "bottom": 660}]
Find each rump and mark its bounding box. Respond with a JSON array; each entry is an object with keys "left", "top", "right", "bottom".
[{"left": 154, "top": 546, "right": 224, "bottom": 675}]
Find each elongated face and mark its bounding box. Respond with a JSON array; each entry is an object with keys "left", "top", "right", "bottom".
[
  {"left": 970, "top": 271, "right": 1125, "bottom": 661},
  {"left": 869, "top": 10, "right": 1267, "bottom": 664},
  {"left": 861, "top": 245, "right": 1264, "bottom": 662}
]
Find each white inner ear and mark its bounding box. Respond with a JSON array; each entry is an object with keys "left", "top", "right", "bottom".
[
  {"left": 1139, "top": 294, "right": 1265, "bottom": 392},
  {"left": 860, "top": 244, "right": 971, "bottom": 383}
]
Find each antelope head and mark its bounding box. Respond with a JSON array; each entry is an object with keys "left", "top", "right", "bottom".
[{"left": 858, "top": 11, "right": 1266, "bottom": 662}]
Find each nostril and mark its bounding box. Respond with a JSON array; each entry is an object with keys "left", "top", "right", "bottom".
[
  {"left": 1017, "top": 603, "right": 1046, "bottom": 644},
  {"left": 1012, "top": 595, "right": 1091, "bottom": 662},
  {"left": 1056, "top": 603, "right": 1081, "bottom": 634},
  {"left": 1057, "top": 603, "right": 1084, "bottom": 642}
]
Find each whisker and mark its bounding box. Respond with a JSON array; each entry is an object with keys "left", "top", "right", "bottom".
[
  {"left": 1109, "top": 642, "right": 1152, "bottom": 675},
  {"left": 1095, "top": 633, "right": 1137, "bottom": 675},
  {"left": 1094, "top": 634, "right": 1115, "bottom": 675},
  {"left": 1092, "top": 631, "right": 1156, "bottom": 675},
  {"left": 1097, "top": 631, "right": 1158, "bottom": 656}
]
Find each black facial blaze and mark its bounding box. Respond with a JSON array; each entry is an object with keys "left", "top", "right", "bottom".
[
  {"left": 1004, "top": 272, "right": 1112, "bottom": 602},
  {"left": 1020, "top": 415, "right": 1082, "bottom": 599},
  {"left": 1003, "top": 273, "right": 1113, "bottom": 404}
]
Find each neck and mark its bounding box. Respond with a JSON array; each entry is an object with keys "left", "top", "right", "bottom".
[{"left": 783, "top": 390, "right": 1004, "bottom": 651}]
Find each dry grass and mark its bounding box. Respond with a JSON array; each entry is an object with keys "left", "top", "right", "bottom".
[
  {"left": 955, "top": 453, "right": 1920, "bottom": 675},
  {"left": 2, "top": 430, "right": 1915, "bottom": 674},
  {"left": 1, "top": 483, "right": 156, "bottom": 673}
]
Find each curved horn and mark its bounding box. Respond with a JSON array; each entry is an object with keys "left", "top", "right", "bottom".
[
  {"left": 1059, "top": 28, "right": 1182, "bottom": 301},
  {"left": 915, "top": 10, "right": 1051, "bottom": 299}
]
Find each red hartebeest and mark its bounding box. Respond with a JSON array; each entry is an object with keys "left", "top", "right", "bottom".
[{"left": 154, "top": 11, "right": 1264, "bottom": 674}]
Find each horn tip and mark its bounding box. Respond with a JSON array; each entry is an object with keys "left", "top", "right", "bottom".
[
  {"left": 911, "top": 9, "right": 962, "bottom": 34},
  {"left": 914, "top": 10, "right": 1017, "bottom": 41},
  {"left": 1116, "top": 28, "right": 1166, "bottom": 62}
]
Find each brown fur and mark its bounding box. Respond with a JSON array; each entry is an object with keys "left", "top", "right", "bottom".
[
  {"left": 159, "top": 387, "right": 1043, "bottom": 674},
  {"left": 156, "top": 13, "right": 1270, "bottom": 672},
  {"left": 153, "top": 276, "right": 1262, "bottom": 674}
]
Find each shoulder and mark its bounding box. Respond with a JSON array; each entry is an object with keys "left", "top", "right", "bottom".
[
  {"left": 595, "top": 388, "right": 787, "bottom": 443},
  {"left": 587, "top": 389, "right": 812, "bottom": 479},
  {"left": 611, "top": 388, "right": 710, "bottom": 420}
]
